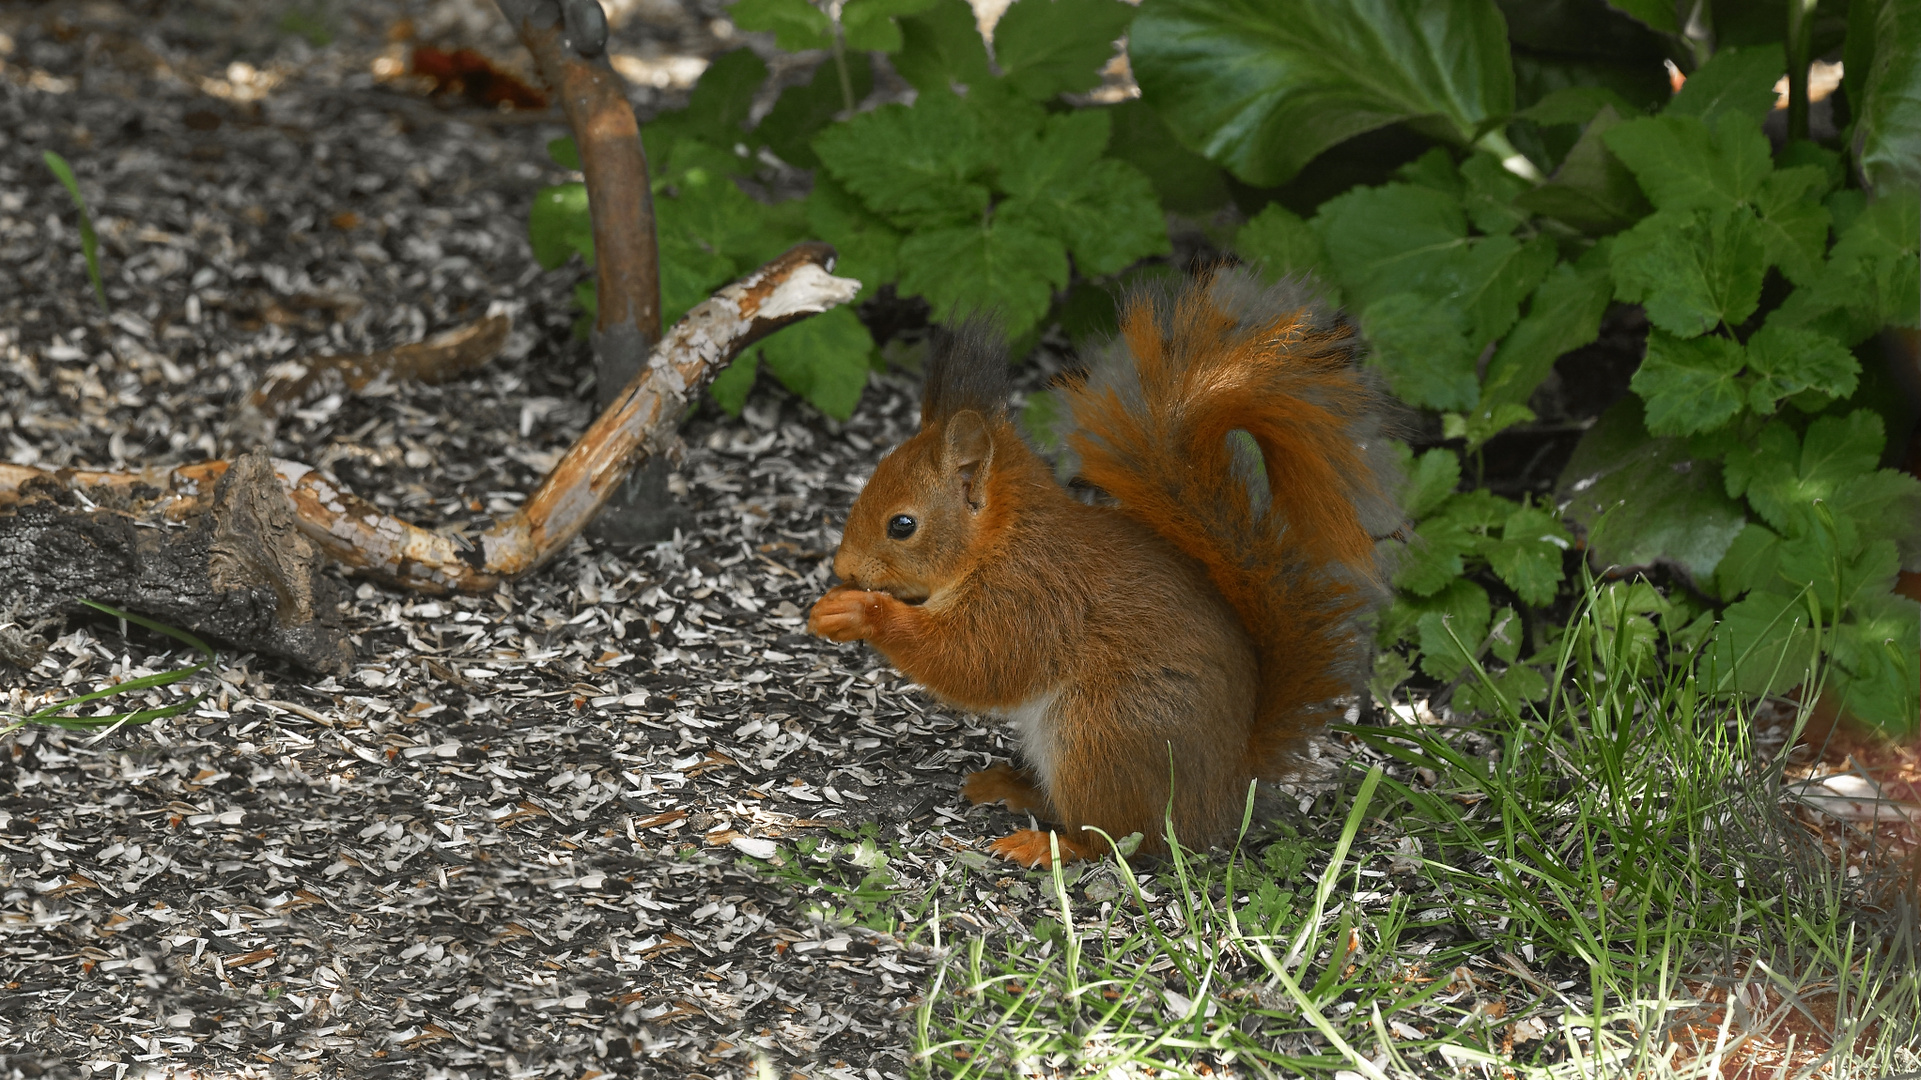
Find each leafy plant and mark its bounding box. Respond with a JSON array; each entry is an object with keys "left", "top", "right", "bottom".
[
  {"left": 42, "top": 150, "right": 107, "bottom": 311},
  {"left": 1141, "top": 2, "right": 1921, "bottom": 732},
  {"left": 1, "top": 601, "right": 216, "bottom": 741}
]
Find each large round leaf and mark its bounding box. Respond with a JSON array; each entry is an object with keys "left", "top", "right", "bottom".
[{"left": 1130, "top": 0, "right": 1515, "bottom": 186}]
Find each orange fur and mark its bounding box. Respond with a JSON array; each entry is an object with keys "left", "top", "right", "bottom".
[{"left": 809, "top": 276, "right": 1397, "bottom": 866}]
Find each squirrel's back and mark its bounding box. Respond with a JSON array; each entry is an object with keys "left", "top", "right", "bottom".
[{"left": 1057, "top": 269, "right": 1401, "bottom": 773}]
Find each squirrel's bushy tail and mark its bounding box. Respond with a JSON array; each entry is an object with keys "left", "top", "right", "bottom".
[{"left": 1060, "top": 268, "right": 1401, "bottom": 771}]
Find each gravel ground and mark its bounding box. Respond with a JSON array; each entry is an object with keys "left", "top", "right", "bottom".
[{"left": 0, "top": 2, "right": 1014, "bottom": 1075}]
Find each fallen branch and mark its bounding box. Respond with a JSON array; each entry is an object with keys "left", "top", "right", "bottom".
[{"left": 1, "top": 245, "right": 858, "bottom": 668}]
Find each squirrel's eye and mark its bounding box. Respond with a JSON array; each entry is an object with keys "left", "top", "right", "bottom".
[{"left": 886, "top": 514, "right": 918, "bottom": 540}]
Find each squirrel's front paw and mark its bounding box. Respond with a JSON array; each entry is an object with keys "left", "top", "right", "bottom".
[
  {"left": 808, "top": 587, "right": 885, "bottom": 641},
  {"left": 986, "top": 829, "right": 1106, "bottom": 868}
]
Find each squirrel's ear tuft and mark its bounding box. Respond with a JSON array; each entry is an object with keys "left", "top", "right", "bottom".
[
  {"left": 921, "top": 315, "right": 1011, "bottom": 427},
  {"left": 943, "top": 409, "right": 995, "bottom": 510}
]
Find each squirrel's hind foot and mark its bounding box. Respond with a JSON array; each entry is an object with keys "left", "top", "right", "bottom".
[{"left": 987, "top": 828, "right": 1109, "bottom": 868}]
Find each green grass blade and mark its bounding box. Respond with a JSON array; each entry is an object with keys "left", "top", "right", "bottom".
[{"left": 42, "top": 150, "right": 107, "bottom": 311}]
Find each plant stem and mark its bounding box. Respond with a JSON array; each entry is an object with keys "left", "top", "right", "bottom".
[
  {"left": 832, "top": 19, "right": 856, "bottom": 114},
  {"left": 1786, "top": 0, "right": 1817, "bottom": 142}
]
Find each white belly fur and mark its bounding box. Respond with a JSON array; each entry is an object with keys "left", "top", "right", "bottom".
[{"left": 997, "top": 691, "right": 1060, "bottom": 789}]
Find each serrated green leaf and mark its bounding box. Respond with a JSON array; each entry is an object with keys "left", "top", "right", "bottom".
[
  {"left": 1829, "top": 592, "right": 1921, "bottom": 735},
  {"left": 1000, "top": 159, "right": 1169, "bottom": 277},
  {"left": 841, "top": 0, "right": 938, "bottom": 52},
  {"left": 1458, "top": 152, "right": 1530, "bottom": 236},
  {"left": 1396, "top": 147, "right": 1463, "bottom": 197},
  {"left": 992, "top": 0, "right": 1136, "bottom": 100},
  {"left": 1417, "top": 590, "right": 1494, "bottom": 680},
  {"left": 812, "top": 90, "right": 992, "bottom": 230},
  {"left": 1610, "top": 206, "right": 1766, "bottom": 337},
  {"left": 1772, "top": 188, "right": 1921, "bottom": 343},
  {"left": 1236, "top": 203, "right": 1334, "bottom": 297},
  {"left": 1743, "top": 325, "right": 1859, "bottom": 413},
  {"left": 1394, "top": 517, "right": 1475, "bottom": 598},
  {"left": 529, "top": 182, "right": 592, "bottom": 270},
  {"left": 1485, "top": 605, "right": 1523, "bottom": 664},
  {"left": 1520, "top": 85, "right": 1642, "bottom": 126},
  {"left": 757, "top": 305, "right": 876, "bottom": 419},
  {"left": 1751, "top": 187, "right": 1832, "bottom": 286},
  {"left": 805, "top": 174, "right": 901, "bottom": 299},
  {"left": 1129, "top": 0, "right": 1514, "bottom": 186},
  {"left": 1854, "top": 0, "right": 1921, "bottom": 196},
  {"left": 1708, "top": 587, "right": 1818, "bottom": 697},
  {"left": 730, "top": 0, "right": 833, "bottom": 51},
  {"left": 1630, "top": 329, "right": 1747, "bottom": 436},
  {"left": 1486, "top": 503, "right": 1571, "bottom": 607},
  {"left": 758, "top": 53, "right": 873, "bottom": 168},
  {"left": 1833, "top": 469, "right": 1921, "bottom": 552},
  {"left": 1403, "top": 449, "right": 1461, "bottom": 520},
  {"left": 1719, "top": 418, "right": 1795, "bottom": 501},
  {"left": 1667, "top": 44, "right": 1786, "bottom": 124},
  {"left": 1601, "top": 113, "right": 1771, "bottom": 212},
  {"left": 1555, "top": 395, "right": 1748, "bottom": 582},
  {"left": 1739, "top": 410, "right": 1886, "bottom": 538},
  {"left": 1443, "top": 403, "right": 1535, "bottom": 449},
  {"left": 1360, "top": 293, "right": 1477, "bottom": 411},
  {"left": 893, "top": 0, "right": 993, "bottom": 94},
  {"left": 1313, "top": 182, "right": 1466, "bottom": 304},
  {"left": 1713, "top": 520, "right": 1781, "bottom": 601},
  {"left": 1776, "top": 531, "right": 1897, "bottom": 618},
  {"left": 1479, "top": 255, "right": 1614, "bottom": 419},
  {"left": 897, "top": 220, "right": 1067, "bottom": 337},
  {"left": 1512, "top": 105, "right": 1652, "bottom": 235},
  {"left": 1381, "top": 578, "right": 1487, "bottom": 654},
  {"left": 1437, "top": 488, "right": 1514, "bottom": 532}
]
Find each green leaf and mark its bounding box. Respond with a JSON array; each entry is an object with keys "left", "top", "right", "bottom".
[
  {"left": 647, "top": 48, "right": 768, "bottom": 153},
  {"left": 1853, "top": 0, "right": 1921, "bottom": 196},
  {"left": 1743, "top": 325, "right": 1859, "bottom": 413},
  {"left": 1737, "top": 410, "right": 1887, "bottom": 538},
  {"left": 1104, "top": 99, "right": 1230, "bottom": 214},
  {"left": 756, "top": 306, "right": 877, "bottom": 419},
  {"left": 1486, "top": 504, "right": 1572, "bottom": 607},
  {"left": 1402, "top": 448, "right": 1461, "bottom": 520},
  {"left": 1601, "top": 113, "right": 1772, "bottom": 212},
  {"left": 1479, "top": 255, "right": 1614, "bottom": 418},
  {"left": 529, "top": 182, "right": 593, "bottom": 269},
  {"left": 1630, "top": 329, "right": 1747, "bottom": 436},
  {"left": 729, "top": 0, "right": 833, "bottom": 51},
  {"left": 1751, "top": 170, "right": 1833, "bottom": 286},
  {"left": 546, "top": 136, "right": 581, "bottom": 170},
  {"left": 1129, "top": 0, "right": 1514, "bottom": 186},
  {"left": 1708, "top": 587, "right": 1818, "bottom": 697},
  {"left": 893, "top": 0, "right": 993, "bottom": 94},
  {"left": 709, "top": 352, "right": 760, "bottom": 415},
  {"left": 1416, "top": 586, "right": 1494, "bottom": 680},
  {"left": 1393, "top": 516, "right": 1476, "bottom": 598},
  {"left": 841, "top": 0, "right": 939, "bottom": 52},
  {"left": 1235, "top": 203, "right": 1334, "bottom": 297},
  {"left": 1713, "top": 521, "right": 1782, "bottom": 601},
  {"left": 992, "top": 0, "right": 1136, "bottom": 100},
  {"left": 1666, "top": 43, "right": 1785, "bottom": 125},
  {"left": 1775, "top": 532, "right": 1898, "bottom": 619},
  {"left": 1485, "top": 605, "right": 1523, "bottom": 665},
  {"left": 1773, "top": 187, "right": 1921, "bottom": 342},
  {"left": 1601, "top": 0, "right": 1678, "bottom": 34},
  {"left": 1458, "top": 152, "right": 1531, "bottom": 236},
  {"left": 758, "top": 53, "right": 874, "bottom": 168},
  {"left": 812, "top": 90, "right": 993, "bottom": 231},
  {"left": 1519, "top": 85, "right": 1641, "bottom": 126},
  {"left": 1312, "top": 182, "right": 1466, "bottom": 305},
  {"left": 1512, "top": 105, "right": 1652, "bottom": 234},
  {"left": 42, "top": 150, "right": 107, "bottom": 311},
  {"left": 1830, "top": 592, "right": 1921, "bottom": 735},
  {"left": 1360, "top": 293, "right": 1478, "bottom": 411},
  {"left": 996, "top": 109, "right": 1170, "bottom": 276},
  {"left": 805, "top": 174, "right": 902, "bottom": 299},
  {"left": 1555, "top": 395, "right": 1748, "bottom": 582},
  {"left": 897, "top": 220, "right": 1068, "bottom": 337},
  {"left": 1610, "top": 206, "right": 1766, "bottom": 337}
]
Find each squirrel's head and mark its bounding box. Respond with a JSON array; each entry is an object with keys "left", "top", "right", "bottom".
[{"left": 832, "top": 319, "right": 1010, "bottom": 606}]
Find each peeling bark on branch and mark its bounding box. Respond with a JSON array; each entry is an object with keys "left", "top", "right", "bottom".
[{"left": 1, "top": 247, "right": 859, "bottom": 668}]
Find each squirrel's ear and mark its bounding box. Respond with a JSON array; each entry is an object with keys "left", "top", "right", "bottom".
[{"left": 943, "top": 410, "right": 994, "bottom": 510}]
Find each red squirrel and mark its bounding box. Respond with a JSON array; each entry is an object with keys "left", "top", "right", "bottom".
[{"left": 808, "top": 270, "right": 1400, "bottom": 866}]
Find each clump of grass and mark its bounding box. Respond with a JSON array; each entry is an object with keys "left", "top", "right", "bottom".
[
  {"left": 2, "top": 601, "right": 216, "bottom": 741},
  {"left": 42, "top": 149, "right": 108, "bottom": 311},
  {"left": 909, "top": 573, "right": 1920, "bottom": 1078}
]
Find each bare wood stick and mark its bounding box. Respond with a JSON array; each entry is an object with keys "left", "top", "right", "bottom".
[{"left": 1, "top": 246, "right": 860, "bottom": 606}]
